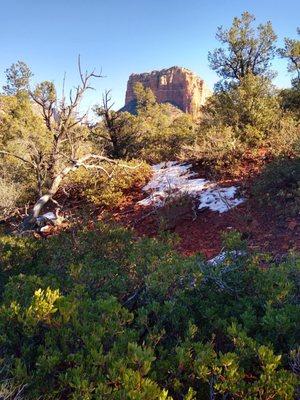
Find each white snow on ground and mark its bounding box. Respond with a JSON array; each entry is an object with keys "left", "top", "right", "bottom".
[
  {"left": 207, "top": 251, "right": 247, "bottom": 266},
  {"left": 41, "top": 212, "right": 56, "bottom": 221},
  {"left": 36, "top": 212, "right": 56, "bottom": 225},
  {"left": 138, "top": 162, "right": 245, "bottom": 213},
  {"left": 36, "top": 212, "right": 57, "bottom": 231}
]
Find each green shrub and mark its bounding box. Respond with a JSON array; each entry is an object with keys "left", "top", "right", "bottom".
[
  {"left": 182, "top": 125, "right": 245, "bottom": 176},
  {"left": 0, "top": 226, "right": 299, "bottom": 399},
  {"left": 267, "top": 116, "right": 300, "bottom": 157},
  {"left": 139, "top": 112, "right": 196, "bottom": 163},
  {"left": 103, "top": 83, "right": 197, "bottom": 163},
  {"left": 155, "top": 191, "right": 196, "bottom": 230},
  {"left": 69, "top": 161, "right": 151, "bottom": 207},
  {"left": 280, "top": 87, "right": 300, "bottom": 119},
  {"left": 0, "top": 177, "right": 20, "bottom": 219},
  {"left": 253, "top": 157, "right": 300, "bottom": 216},
  {"left": 202, "top": 74, "right": 280, "bottom": 145}
]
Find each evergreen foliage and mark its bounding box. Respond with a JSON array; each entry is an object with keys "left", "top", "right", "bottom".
[
  {"left": 0, "top": 226, "right": 299, "bottom": 399},
  {"left": 202, "top": 73, "right": 280, "bottom": 143},
  {"left": 1, "top": 14, "right": 300, "bottom": 399},
  {"left": 208, "top": 12, "right": 277, "bottom": 82},
  {"left": 2, "top": 61, "right": 33, "bottom": 95}
]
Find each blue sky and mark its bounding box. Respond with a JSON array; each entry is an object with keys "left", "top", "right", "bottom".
[{"left": 0, "top": 0, "right": 299, "bottom": 112}]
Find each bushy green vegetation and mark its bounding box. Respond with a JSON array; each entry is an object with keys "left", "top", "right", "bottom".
[
  {"left": 1, "top": 11, "right": 300, "bottom": 399},
  {"left": 94, "top": 83, "right": 196, "bottom": 163},
  {"left": 253, "top": 157, "right": 300, "bottom": 216},
  {"left": 69, "top": 160, "right": 151, "bottom": 207},
  {"left": 90, "top": 13, "right": 300, "bottom": 182},
  {"left": 1, "top": 12, "right": 299, "bottom": 220},
  {"left": 0, "top": 226, "right": 299, "bottom": 399},
  {"left": 202, "top": 74, "right": 280, "bottom": 144},
  {"left": 278, "top": 27, "right": 300, "bottom": 118},
  {"left": 0, "top": 93, "right": 49, "bottom": 203}
]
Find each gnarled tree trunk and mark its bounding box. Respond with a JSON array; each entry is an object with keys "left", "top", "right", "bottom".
[
  {"left": 22, "top": 163, "right": 77, "bottom": 229},
  {"left": 21, "top": 154, "right": 123, "bottom": 230}
]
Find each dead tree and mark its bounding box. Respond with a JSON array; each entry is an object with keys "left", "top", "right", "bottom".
[
  {"left": 95, "top": 90, "right": 139, "bottom": 159},
  {"left": 0, "top": 57, "right": 136, "bottom": 228}
]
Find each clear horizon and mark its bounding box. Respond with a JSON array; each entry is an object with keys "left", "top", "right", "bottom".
[{"left": 0, "top": 0, "right": 299, "bottom": 113}]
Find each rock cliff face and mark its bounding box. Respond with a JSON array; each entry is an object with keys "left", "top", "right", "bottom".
[{"left": 124, "top": 66, "right": 211, "bottom": 115}]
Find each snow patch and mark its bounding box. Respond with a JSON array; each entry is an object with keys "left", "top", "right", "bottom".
[
  {"left": 36, "top": 212, "right": 57, "bottom": 228},
  {"left": 41, "top": 212, "right": 56, "bottom": 221},
  {"left": 40, "top": 225, "right": 52, "bottom": 233},
  {"left": 207, "top": 250, "right": 246, "bottom": 266},
  {"left": 138, "top": 162, "right": 245, "bottom": 213}
]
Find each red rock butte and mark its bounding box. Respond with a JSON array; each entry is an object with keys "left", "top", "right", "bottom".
[{"left": 124, "top": 66, "right": 212, "bottom": 115}]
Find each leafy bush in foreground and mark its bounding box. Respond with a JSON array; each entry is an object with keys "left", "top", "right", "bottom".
[{"left": 0, "top": 226, "right": 299, "bottom": 399}]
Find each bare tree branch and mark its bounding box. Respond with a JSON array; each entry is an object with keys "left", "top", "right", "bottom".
[{"left": 0, "top": 150, "right": 36, "bottom": 168}]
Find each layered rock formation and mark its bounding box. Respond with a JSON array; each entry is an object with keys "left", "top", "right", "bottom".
[{"left": 124, "top": 66, "right": 211, "bottom": 116}]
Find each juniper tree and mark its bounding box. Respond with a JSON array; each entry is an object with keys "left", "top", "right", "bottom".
[
  {"left": 208, "top": 11, "right": 277, "bottom": 84},
  {"left": 278, "top": 27, "right": 300, "bottom": 87},
  {"left": 2, "top": 61, "right": 33, "bottom": 95}
]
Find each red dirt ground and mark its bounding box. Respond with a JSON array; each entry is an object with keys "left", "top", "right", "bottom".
[
  {"left": 103, "top": 152, "right": 300, "bottom": 259},
  {"left": 105, "top": 188, "right": 300, "bottom": 259},
  {"left": 9, "top": 151, "right": 299, "bottom": 260},
  {"left": 21, "top": 184, "right": 300, "bottom": 260}
]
